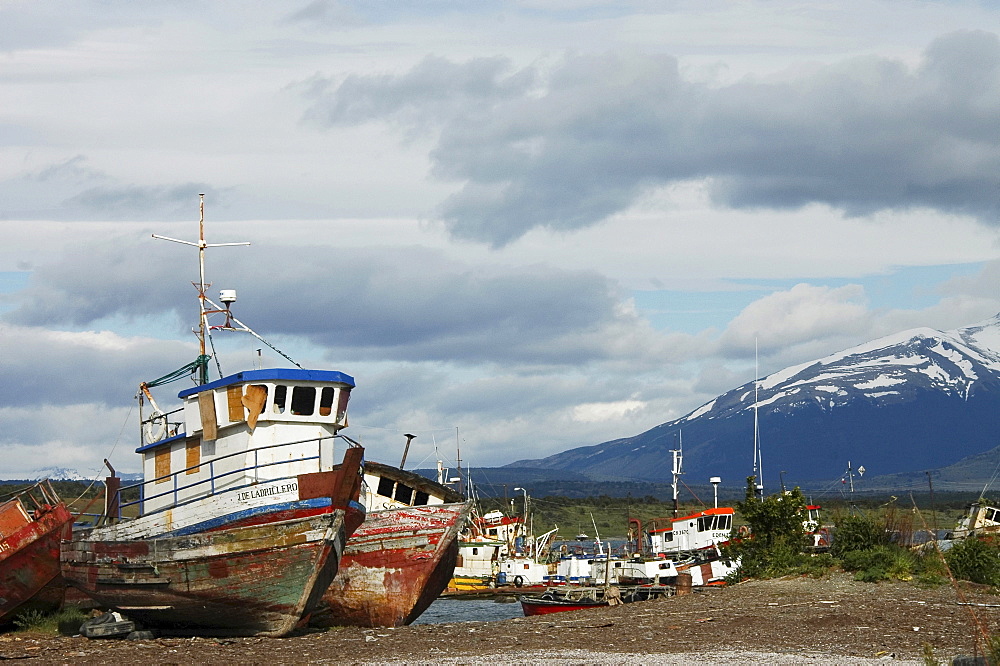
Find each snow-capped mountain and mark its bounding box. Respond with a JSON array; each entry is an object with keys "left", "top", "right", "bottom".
[
  {"left": 32, "top": 467, "right": 91, "bottom": 482},
  {"left": 27, "top": 467, "right": 144, "bottom": 483},
  {"left": 509, "top": 316, "right": 1000, "bottom": 486}
]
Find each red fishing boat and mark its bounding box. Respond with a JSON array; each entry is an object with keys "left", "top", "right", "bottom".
[
  {"left": 519, "top": 584, "right": 671, "bottom": 616},
  {"left": 0, "top": 480, "right": 74, "bottom": 624},
  {"left": 312, "top": 461, "right": 471, "bottom": 627}
]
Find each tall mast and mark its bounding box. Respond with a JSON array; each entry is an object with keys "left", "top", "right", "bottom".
[
  {"left": 753, "top": 338, "right": 764, "bottom": 499},
  {"left": 197, "top": 194, "right": 209, "bottom": 383},
  {"left": 671, "top": 431, "right": 683, "bottom": 518},
  {"left": 152, "top": 194, "right": 249, "bottom": 384}
]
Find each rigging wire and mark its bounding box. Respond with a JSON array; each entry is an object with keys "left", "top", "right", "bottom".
[{"left": 208, "top": 330, "right": 223, "bottom": 379}]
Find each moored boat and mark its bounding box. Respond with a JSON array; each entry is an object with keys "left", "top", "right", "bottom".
[
  {"left": 519, "top": 584, "right": 672, "bottom": 616},
  {"left": 312, "top": 461, "right": 471, "bottom": 627},
  {"left": 0, "top": 481, "right": 74, "bottom": 624},
  {"left": 445, "top": 509, "right": 525, "bottom": 593}
]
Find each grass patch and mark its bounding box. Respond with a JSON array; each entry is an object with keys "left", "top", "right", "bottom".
[{"left": 12, "top": 606, "right": 89, "bottom": 635}]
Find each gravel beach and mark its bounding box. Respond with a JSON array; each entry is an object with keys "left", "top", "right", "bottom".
[{"left": 4, "top": 573, "right": 999, "bottom": 665}]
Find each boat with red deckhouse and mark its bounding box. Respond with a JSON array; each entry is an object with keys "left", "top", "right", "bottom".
[
  {"left": 0, "top": 480, "right": 74, "bottom": 624},
  {"left": 312, "top": 461, "right": 471, "bottom": 627},
  {"left": 60, "top": 200, "right": 367, "bottom": 637}
]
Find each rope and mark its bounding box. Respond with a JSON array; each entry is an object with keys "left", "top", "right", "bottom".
[{"left": 144, "top": 355, "right": 211, "bottom": 388}]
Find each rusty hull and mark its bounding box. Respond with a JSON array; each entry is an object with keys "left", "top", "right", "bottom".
[
  {"left": 0, "top": 500, "right": 73, "bottom": 623},
  {"left": 61, "top": 511, "right": 347, "bottom": 637},
  {"left": 313, "top": 501, "right": 471, "bottom": 627}
]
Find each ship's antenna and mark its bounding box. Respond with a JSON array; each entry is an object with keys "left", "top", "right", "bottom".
[
  {"left": 153, "top": 194, "right": 302, "bottom": 381},
  {"left": 153, "top": 194, "right": 249, "bottom": 384}
]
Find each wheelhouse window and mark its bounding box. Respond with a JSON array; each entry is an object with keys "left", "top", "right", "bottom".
[
  {"left": 245, "top": 384, "right": 268, "bottom": 418},
  {"left": 414, "top": 490, "right": 429, "bottom": 506},
  {"left": 377, "top": 476, "right": 395, "bottom": 498},
  {"left": 154, "top": 447, "right": 170, "bottom": 484},
  {"left": 394, "top": 482, "right": 414, "bottom": 504},
  {"left": 186, "top": 439, "right": 200, "bottom": 474},
  {"left": 319, "top": 387, "right": 335, "bottom": 416},
  {"left": 336, "top": 388, "right": 351, "bottom": 421},
  {"left": 290, "top": 386, "right": 316, "bottom": 416},
  {"left": 273, "top": 385, "right": 287, "bottom": 414}
]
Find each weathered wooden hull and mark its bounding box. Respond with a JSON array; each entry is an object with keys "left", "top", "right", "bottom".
[
  {"left": 0, "top": 502, "right": 74, "bottom": 623},
  {"left": 61, "top": 511, "right": 347, "bottom": 637},
  {"left": 312, "top": 501, "right": 471, "bottom": 627}
]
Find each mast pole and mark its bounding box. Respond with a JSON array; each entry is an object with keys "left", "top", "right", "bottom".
[
  {"left": 754, "top": 338, "right": 763, "bottom": 499},
  {"left": 671, "top": 431, "right": 683, "bottom": 518},
  {"left": 197, "top": 193, "right": 209, "bottom": 384},
  {"left": 151, "top": 194, "right": 250, "bottom": 385},
  {"left": 456, "top": 427, "right": 463, "bottom": 497}
]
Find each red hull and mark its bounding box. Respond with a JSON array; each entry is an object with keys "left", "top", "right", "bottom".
[
  {"left": 520, "top": 598, "right": 607, "bottom": 616},
  {"left": 313, "top": 501, "right": 471, "bottom": 627},
  {"left": 62, "top": 511, "right": 347, "bottom": 637},
  {"left": 0, "top": 492, "right": 73, "bottom": 624}
]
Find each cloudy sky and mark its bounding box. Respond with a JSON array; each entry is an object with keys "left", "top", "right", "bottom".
[{"left": 3, "top": 0, "right": 1000, "bottom": 480}]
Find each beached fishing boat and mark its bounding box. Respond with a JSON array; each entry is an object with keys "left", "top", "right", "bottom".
[
  {"left": 519, "top": 584, "right": 672, "bottom": 616},
  {"left": 60, "top": 198, "right": 366, "bottom": 636},
  {"left": 952, "top": 499, "right": 1000, "bottom": 539},
  {"left": 0, "top": 481, "right": 74, "bottom": 624},
  {"left": 313, "top": 461, "right": 471, "bottom": 627}
]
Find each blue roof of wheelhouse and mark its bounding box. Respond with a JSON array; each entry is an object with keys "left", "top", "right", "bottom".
[{"left": 177, "top": 368, "right": 356, "bottom": 398}]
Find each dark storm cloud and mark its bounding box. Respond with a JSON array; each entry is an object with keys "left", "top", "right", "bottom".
[
  {"left": 303, "top": 31, "right": 1000, "bottom": 246},
  {"left": 4, "top": 237, "right": 640, "bottom": 366}
]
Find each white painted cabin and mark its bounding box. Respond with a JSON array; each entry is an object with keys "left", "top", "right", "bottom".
[{"left": 103, "top": 368, "right": 357, "bottom": 539}]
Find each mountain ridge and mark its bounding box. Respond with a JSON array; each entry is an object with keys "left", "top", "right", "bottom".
[{"left": 507, "top": 315, "right": 1000, "bottom": 487}]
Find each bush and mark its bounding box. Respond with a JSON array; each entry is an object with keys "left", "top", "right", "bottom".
[
  {"left": 840, "top": 545, "right": 917, "bottom": 582},
  {"left": 830, "top": 512, "right": 889, "bottom": 558},
  {"left": 12, "top": 610, "right": 47, "bottom": 631},
  {"left": 723, "top": 477, "right": 827, "bottom": 580},
  {"left": 946, "top": 537, "right": 1000, "bottom": 586}
]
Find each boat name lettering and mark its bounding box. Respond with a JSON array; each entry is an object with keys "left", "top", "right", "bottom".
[{"left": 238, "top": 482, "right": 297, "bottom": 502}]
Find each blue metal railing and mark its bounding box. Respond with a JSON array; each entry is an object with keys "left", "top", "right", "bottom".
[{"left": 117, "top": 434, "right": 352, "bottom": 519}]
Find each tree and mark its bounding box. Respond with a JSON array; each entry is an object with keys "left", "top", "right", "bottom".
[{"left": 724, "top": 476, "right": 812, "bottom": 579}]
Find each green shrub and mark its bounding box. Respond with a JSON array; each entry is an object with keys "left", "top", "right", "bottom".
[
  {"left": 946, "top": 537, "right": 1000, "bottom": 586},
  {"left": 11, "top": 607, "right": 89, "bottom": 635},
  {"left": 12, "top": 610, "right": 47, "bottom": 631},
  {"left": 830, "top": 512, "right": 889, "bottom": 558},
  {"left": 839, "top": 544, "right": 917, "bottom": 582},
  {"left": 723, "top": 477, "right": 825, "bottom": 580}
]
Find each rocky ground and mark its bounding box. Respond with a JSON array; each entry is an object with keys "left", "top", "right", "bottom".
[{"left": 4, "top": 573, "right": 1000, "bottom": 665}]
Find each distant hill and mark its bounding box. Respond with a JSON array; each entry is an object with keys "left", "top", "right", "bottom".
[{"left": 507, "top": 316, "right": 1000, "bottom": 489}]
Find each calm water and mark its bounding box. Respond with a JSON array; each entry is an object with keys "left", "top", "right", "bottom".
[{"left": 412, "top": 597, "right": 525, "bottom": 625}]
